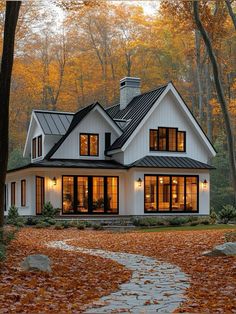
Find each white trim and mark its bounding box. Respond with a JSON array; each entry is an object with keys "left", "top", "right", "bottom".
[{"left": 121, "top": 83, "right": 216, "bottom": 157}]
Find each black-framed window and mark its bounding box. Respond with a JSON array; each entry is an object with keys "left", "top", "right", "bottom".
[
  {"left": 144, "top": 175, "right": 198, "bottom": 213},
  {"left": 21, "top": 180, "right": 26, "bottom": 207},
  {"left": 11, "top": 182, "right": 16, "bottom": 206},
  {"left": 36, "top": 176, "right": 44, "bottom": 215},
  {"left": 38, "top": 135, "right": 42, "bottom": 157},
  {"left": 62, "top": 175, "right": 119, "bottom": 215},
  {"left": 32, "top": 138, "right": 37, "bottom": 159},
  {"left": 149, "top": 127, "right": 186, "bottom": 152},
  {"left": 80, "top": 133, "right": 99, "bottom": 156}
]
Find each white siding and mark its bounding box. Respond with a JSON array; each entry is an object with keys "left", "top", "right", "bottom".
[
  {"left": 122, "top": 92, "right": 210, "bottom": 165},
  {"left": 30, "top": 121, "right": 44, "bottom": 163},
  {"left": 52, "top": 108, "right": 120, "bottom": 160}
]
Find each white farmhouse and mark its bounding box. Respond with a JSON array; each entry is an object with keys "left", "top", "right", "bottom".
[{"left": 5, "top": 77, "right": 216, "bottom": 217}]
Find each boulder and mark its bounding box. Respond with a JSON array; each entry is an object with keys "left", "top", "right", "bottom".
[
  {"left": 21, "top": 254, "right": 51, "bottom": 272},
  {"left": 203, "top": 242, "right": 236, "bottom": 257}
]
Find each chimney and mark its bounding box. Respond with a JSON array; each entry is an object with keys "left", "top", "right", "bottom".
[{"left": 120, "top": 77, "right": 141, "bottom": 110}]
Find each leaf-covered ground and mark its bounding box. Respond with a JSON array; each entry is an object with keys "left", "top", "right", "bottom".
[{"left": 1, "top": 227, "right": 236, "bottom": 313}]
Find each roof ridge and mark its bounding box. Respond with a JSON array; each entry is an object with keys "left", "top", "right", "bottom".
[{"left": 34, "top": 109, "right": 74, "bottom": 115}]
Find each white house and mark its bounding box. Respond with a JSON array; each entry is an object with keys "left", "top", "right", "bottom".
[{"left": 5, "top": 77, "right": 216, "bottom": 217}]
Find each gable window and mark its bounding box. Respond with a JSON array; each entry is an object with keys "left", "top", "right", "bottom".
[
  {"left": 32, "top": 138, "right": 37, "bottom": 159},
  {"left": 11, "top": 182, "right": 16, "bottom": 206},
  {"left": 150, "top": 127, "right": 186, "bottom": 152},
  {"left": 38, "top": 135, "right": 42, "bottom": 157},
  {"left": 80, "top": 134, "right": 99, "bottom": 156},
  {"left": 21, "top": 180, "right": 26, "bottom": 207}
]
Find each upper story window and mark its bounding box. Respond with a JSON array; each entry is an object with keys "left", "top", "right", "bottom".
[
  {"left": 32, "top": 135, "right": 42, "bottom": 159},
  {"left": 150, "top": 127, "right": 186, "bottom": 152},
  {"left": 80, "top": 133, "right": 99, "bottom": 156}
]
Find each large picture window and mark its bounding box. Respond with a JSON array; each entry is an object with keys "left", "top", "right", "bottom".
[
  {"left": 62, "top": 176, "right": 119, "bottom": 214},
  {"left": 80, "top": 134, "right": 99, "bottom": 156},
  {"left": 149, "top": 128, "right": 186, "bottom": 152},
  {"left": 145, "top": 175, "right": 198, "bottom": 212}
]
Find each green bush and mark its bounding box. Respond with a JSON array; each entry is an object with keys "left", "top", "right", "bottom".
[
  {"left": 60, "top": 221, "right": 70, "bottom": 229},
  {"left": 77, "top": 223, "right": 85, "bottom": 230},
  {"left": 218, "top": 205, "right": 236, "bottom": 224},
  {"left": 167, "top": 217, "right": 188, "bottom": 226},
  {"left": 7, "top": 205, "right": 19, "bottom": 223},
  {"left": 84, "top": 221, "right": 92, "bottom": 228},
  {"left": 200, "top": 219, "right": 210, "bottom": 225},
  {"left": 0, "top": 243, "right": 6, "bottom": 261},
  {"left": 93, "top": 224, "right": 104, "bottom": 230},
  {"left": 25, "top": 217, "right": 38, "bottom": 226},
  {"left": 132, "top": 217, "right": 165, "bottom": 227},
  {"left": 54, "top": 222, "right": 64, "bottom": 230},
  {"left": 40, "top": 217, "right": 56, "bottom": 225},
  {"left": 35, "top": 221, "right": 51, "bottom": 229},
  {"left": 210, "top": 208, "right": 218, "bottom": 224},
  {"left": 42, "top": 202, "right": 59, "bottom": 218},
  {"left": 190, "top": 221, "right": 200, "bottom": 226}
]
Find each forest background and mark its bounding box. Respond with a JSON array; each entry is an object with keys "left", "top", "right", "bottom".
[{"left": 1, "top": 0, "right": 235, "bottom": 211}]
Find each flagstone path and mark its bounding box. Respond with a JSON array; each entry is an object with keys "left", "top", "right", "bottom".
[{"left": 48, "top": 240, "right": 190, "bottom": 313}]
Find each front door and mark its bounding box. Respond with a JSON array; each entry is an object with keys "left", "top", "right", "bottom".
[{"left": 36, "top": 176, "right": 45, "bottom": 214}]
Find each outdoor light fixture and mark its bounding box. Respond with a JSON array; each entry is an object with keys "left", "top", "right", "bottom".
[
  {"left": 202, "top": 179, "right": 208, "bottom": 190},
  {"left": 137, "top": 178, "right": 142, "bottom": 187},
  {"left": 52, "top": 177, "right": 57, "bottom": 186}
]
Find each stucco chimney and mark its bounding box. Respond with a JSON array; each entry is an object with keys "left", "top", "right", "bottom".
[{"left": 120, "top": 77, "right": 141, "bottom": 110}]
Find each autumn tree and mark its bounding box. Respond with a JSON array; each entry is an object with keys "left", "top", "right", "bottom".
[{"left": 0, "top": 1, "right": 21, "bottom": 227}]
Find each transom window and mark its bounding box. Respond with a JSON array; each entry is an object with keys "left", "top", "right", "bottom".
[
  {"left": 80, "top": 133, "right": 99, "bottom": 156},
  {"left": 144, "top": 175, "right": 198, "bottom": 212},
  {"left": 150, "top": 128, "right": 186, "bottom": 152}
]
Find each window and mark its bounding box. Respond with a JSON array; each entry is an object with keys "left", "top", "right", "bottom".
[
  {"left": 105, "top": 132, "right": 111, "bottom": 150},
  {"left": 144, "top": 175, "right": 198, "bottom": 212},
  {"left": 4, "top": 185, "right": 8, "bottom": 212},
  {"left": 32, "top": 138, "right": 37, "bottom": 159},
  {"left": 150, "top": 127, "right": 186, "bottom": 152},
  {"left": 62, "top": 176, "right": 118, "bottom": 214},
  {"left": 80, "top": 134, "right": 99, "bottom": 156},
  {"left": 38, "top": 135, "right": 42, "bottom": 157},
  {"left": 36, "top": 177, "right": 44, "bottom": 214},
  {"left": 21, "top": 180, "right": 26, "bottom": 207},
  {"left": 11, "top": 182, "right": 16, "bottom": 206}
]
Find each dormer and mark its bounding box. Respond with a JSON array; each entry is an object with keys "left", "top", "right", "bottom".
[{"left": 23, "top": 110, "right": 73, "bottom": 163}]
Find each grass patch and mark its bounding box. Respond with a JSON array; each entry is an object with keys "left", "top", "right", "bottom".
[{"left": 137, "top": 224, "right": 236, "bottom": 233}]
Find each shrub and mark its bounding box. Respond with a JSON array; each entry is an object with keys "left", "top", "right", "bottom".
[
  {"left": 25, "top": 217, "right": 38, "bottom": 226},
  {"left": 7, "top": 205, "right": 19, "bottom": 223},
  {"left": 40, "top": 217, "right": 56, "bottom": 225},
  {"left": 132, "top": 217, "right": 165, "bottom": 227},
  {"left": 84, "top": 221, "right": 92, "bottom": 228},
  {"left": 190, "top": 221, "right": 200, "bottom": 226},
  {"left": 200, "top": 219, "right": 210, "bottom": 225},
  {"left": 77, "top": 223, "right": 85, "bottom": 230},
  {"left": 42, "top": 202, "right": 59, "bottom": 218},
  {"left": 93, "top": 224, "right": 104, "bottom": 230},
  {"left": 218, "top": 205, "right": 236, "bottom": 224},
  {"left": 210, "top": 208, "right": 218, "bottom": 224},
  {"left": 54, "top": 222, "right": 64, "bottom": 230},
  {"left": 167, "top": 217, "right": 188, "bottom": 226},
  {"left": 35, "top": 221, "right": 51, "bottom": 229},
  {"left": 60, "top": 221, "right": 70, "bottom": 229}
]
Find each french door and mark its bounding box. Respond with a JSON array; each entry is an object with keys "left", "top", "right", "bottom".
[
  {"left": 62, "top": 176, "right": 118, "bottom": 215},
  {"left": 36, "top": 176, "right": 45, "bottom": 214}
]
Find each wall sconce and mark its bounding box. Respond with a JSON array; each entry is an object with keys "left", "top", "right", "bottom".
[
  {"left": 137, "top": 178, "right": 142, "bottom": 187},
  {"left": 202, "top": 179, "right": 208, "bottom": 190},
  {"left": 52, "top": 177, "right": 57, "bottom": 186}
]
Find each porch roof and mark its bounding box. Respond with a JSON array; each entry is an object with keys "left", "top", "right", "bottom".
[{"left": 129, "top": 156, "right": 215, "bottom": 170}]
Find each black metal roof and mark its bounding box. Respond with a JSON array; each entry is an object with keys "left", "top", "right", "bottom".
[
  {"left": 7, "top": 159, "right": 126, "bottom": 173},
  {"left": 34, "top": 110, "right": 74, "bottom": 135},
  {"left": 45, "top": 103, "right": 97, "bottom": 159},
  {"left": 129, "top": 156, "right": 215, "bottom": 169},
  {"left": 105, "top": 85, "right": 167, "bottom": 151}
]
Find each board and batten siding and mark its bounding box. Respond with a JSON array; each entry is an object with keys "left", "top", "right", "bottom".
[
  {"left": 119, "top": 92, "right": 210, "bottom": 165},
  {"left": 52, "top": 109, "right": 120, "bottom": 160}
]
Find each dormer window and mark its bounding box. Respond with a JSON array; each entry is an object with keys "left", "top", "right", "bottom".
[
  {"left": 150, "top": 128, "right": 186, "bottom": 152},
  {"left": 80, "top": 133, "right": 99, "bottom": 156},
  {"left": 32, "top": 135, "right": 43, "bottom": 159}
]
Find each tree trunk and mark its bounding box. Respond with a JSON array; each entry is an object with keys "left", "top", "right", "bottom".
[
  {"left": 0, "top": 1, "right": 21, "bottom": 228},
  {"left": 225, "top": 0, "right": 236, "bottom": 30},
  {"left": 205, "top": 63, "right": 213, "bottom": 142},
  {"left": 195, "top": 29, "right": 203, "bottom": 124},
  {"left": 193, "top": 0, "right": 236, "bottom": 204}
]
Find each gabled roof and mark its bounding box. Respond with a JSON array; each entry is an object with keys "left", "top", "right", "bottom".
[
  {"left": 129, "top": 156, "right": 215, "bottom": 169},
  {"left": 106, "top": 84, "right": 167, "bottom": 151},
  {"left": 46, "top": 102, "right": 122, "bottom": 159},
  {"left": 34, "top": 110, "right": 74, "bottom": 135}
]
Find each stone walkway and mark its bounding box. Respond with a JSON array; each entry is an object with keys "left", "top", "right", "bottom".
[{"left": 48, "top": 240, "right": 190, "bottom": 313}]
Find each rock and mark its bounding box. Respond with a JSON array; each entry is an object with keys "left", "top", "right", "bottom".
[
  {"left": 203, "top": 242, "right": 236, "bottom": 257},
  {"left": 21, "top": 254, "right": 51, "bottom": 272}
]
